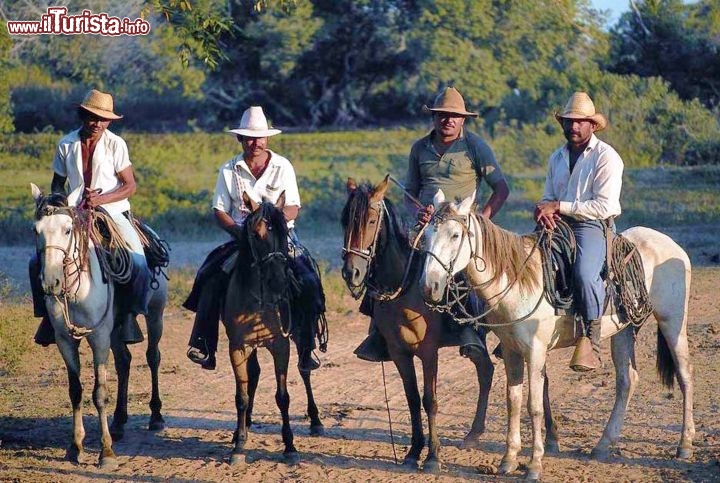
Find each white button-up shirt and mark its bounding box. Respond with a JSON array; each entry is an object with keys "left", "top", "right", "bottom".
[
  {"left": 213, "top": 149, "right": 301, "bottom": 229},
  {"left": 51, "top": 128, "right": 132, "bottom": 216},
  {"left": 541, "top": 134, "right": 623, "bottom": 221}
]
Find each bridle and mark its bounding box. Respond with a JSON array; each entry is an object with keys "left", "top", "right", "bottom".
[
  {"left": 36, "top": 203, "right": 112, "bottom": 339},
  {"left": 342, "top": 198, "right": 385, "bottom": 299},
  {"left": 423, "top": 209, "right": 546, "bottom": 328}
]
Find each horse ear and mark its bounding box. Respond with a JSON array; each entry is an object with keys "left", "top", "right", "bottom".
[
  {"left": 347, "top": 177, "right": 357, "bottom": 194},
  {"left": 456, "top": 193, "right": 475, "bottom": 215},
  {"left": 30, "top": 183, "right": 43, "bottom": 203},
  {"left": 275, "top": 190, "right": 286, "bottom": 210},
  {"left": 432, "top": 189, "right": 446, "bottom": 209},
  {"left": 67, "top": 185, "right": 83, "bottom": 207},
  {"left": 370, "top": 174, "right": 390, "bottom": 202},
  {"left": 242, "top": 190, "right": 260, "bottom": 212}
]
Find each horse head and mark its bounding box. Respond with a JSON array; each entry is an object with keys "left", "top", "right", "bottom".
[
  {"left": 238, "top": 190, "right": 290, "bottom": 306},
  {"left": 421, "top": 190, "right": 477, "bottom": 304},
  {"left": 31, "top": 183, "right": 85, "bottom": 296},
  {"left": 340, "top": 175, "right": 391, "bottom": 292}
]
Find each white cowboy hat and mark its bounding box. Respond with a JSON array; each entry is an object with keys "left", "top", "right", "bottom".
[
  {"left": 554, "top": 92, "right": 607, "bottom": 131},
  {"left": 77, "top": 89, "right": 123, "bottom": 120},
  {"left": 228, "top": 106, "right": 281, "bottom": 137}
]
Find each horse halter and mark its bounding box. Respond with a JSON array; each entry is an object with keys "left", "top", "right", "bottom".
[{"left": 245, "top": 211, "right": 290, "bottom": 307}]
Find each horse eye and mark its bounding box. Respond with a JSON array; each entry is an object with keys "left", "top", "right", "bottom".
[
  {"left": 65, "top": 228, "right": 72, "bottom": 236},
  {"left": 452, "top": 233, "right": 460, "bottom": 240},
  {"left": 369, "top": 219, "right": 377, "bottom": 225}
]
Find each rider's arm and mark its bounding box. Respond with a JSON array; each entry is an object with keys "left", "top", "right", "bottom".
[
  {"left": 478, "top": 177, "right": 509, "bottom": 219},
  {"left": 51, "top": 173, "right": 67, "bottom": 194},
  {"left": 214, "top": 208, "right": 243, "bottom": 239},
  {"left": 84, "top": 166, "right": 137, "bottom": 208}
]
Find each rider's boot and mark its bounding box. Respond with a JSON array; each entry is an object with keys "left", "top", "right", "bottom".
[
  {"left": 459, "top": 325, "right": 488, "bottom": 359},
  {"left": 570, "top": 319, "right": 601, "bottom": 372},
  {"left": 354, "top": 323, "right": 391, "bottom": 362},
  {"left": 298, "top": 347, "right": 321, "bottom": 373},
  {"left": 34, "top": 316, "right": 55, "bottom": 346},
  {"left": 121, "top": 313, "right": 145, "bottom": 345}
]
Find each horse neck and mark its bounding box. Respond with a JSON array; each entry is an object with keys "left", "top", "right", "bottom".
[{"left": 370, "top": 210, "right": 410, "bottom": 289}]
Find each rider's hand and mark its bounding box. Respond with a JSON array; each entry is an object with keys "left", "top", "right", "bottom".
[
  {"left": 226, "top": 224, "right": 244, "bottom": 241},
  {"left": 417, "top": 204, "right": 435, "bottom": 225},
  {"left": 534, "top": 201, "right": 560, "bottom": 230},
  {"left": 84, "top": 188, "right": 102, "bottom": 208}
]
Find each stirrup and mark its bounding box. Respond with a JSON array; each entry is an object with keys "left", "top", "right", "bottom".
[{"left": 298, "top": 350, "right": 321, "bottom": 373}]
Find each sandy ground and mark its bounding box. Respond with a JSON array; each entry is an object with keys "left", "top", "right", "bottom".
[{"left": 0, "top": 245, "right": 719, "bottom": 482}]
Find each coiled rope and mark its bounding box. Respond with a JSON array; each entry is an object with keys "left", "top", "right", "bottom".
[{"left": 610, "top": 236, "right": 654, "bottom": 326}]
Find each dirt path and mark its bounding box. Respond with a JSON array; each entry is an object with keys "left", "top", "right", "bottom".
[{"left": 1, "top": 267, "right": 719, "bottom": 482}]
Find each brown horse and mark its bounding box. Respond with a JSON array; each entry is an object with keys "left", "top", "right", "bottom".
[
  {"left": 340, "top": 175, "right": 497, "bottom": 472},
  {"left": 222, "top": 192, "right": 299, "bottom": 464}
]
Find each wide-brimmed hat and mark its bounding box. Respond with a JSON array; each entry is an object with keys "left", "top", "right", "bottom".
[
  {"left": 422, "top": 87, "right": 478, "bottom": 117},
  {"left": 554, "top": 92, "right": 607, "bottom": 131},
  {"left": 78, "top": 89, "right": 122, "bottom": 120},
  {"left": 228, "top": 106, "right": 281, "bottom": 138}
]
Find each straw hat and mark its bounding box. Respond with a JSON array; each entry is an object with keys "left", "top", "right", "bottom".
[
  {"left": 554, "top": 92, "right": 607, "bottom": 131},
  {"left": 422, "top": 87, "right": 478, "bottom": 117},
  {"left": 228, "top": 106, "right": 281, "bottom": 138},
  {"left": 78, "top": 89, "right": 123, "bottom": 120}
]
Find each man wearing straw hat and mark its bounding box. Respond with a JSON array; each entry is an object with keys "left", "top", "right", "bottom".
[
  {"left": 354, "top": 86, "right": 510, "bottom": 362},
  {"left": 183, "top": 106, "right": 324, "bottom": 373},
  {"left": 31, "top": 88, "right": 151, "bottom": 346},
  {"left": 535, "top": 91, "right": 624, "bottom": 372}
]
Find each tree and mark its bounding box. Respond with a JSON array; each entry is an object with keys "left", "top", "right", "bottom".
[
  {"left": 607, "top": 0, "right": 720, "bottom": 109},
  {"left": 0, "top": 26, "right": 12, "bottom": 133}
]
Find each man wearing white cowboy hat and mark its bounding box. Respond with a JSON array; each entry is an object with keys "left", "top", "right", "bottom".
[
  {"left": 354, "top": 86, "right": 510, "bottom": 363},
  {"left": 184, "top": 106, "right": 325, "bottom": 373},
  {"left": 31, "top": 89, "right": 151, "bottom": 346},
  {"left": 535, "top": 91, "right": 624, "bottom": 372}
]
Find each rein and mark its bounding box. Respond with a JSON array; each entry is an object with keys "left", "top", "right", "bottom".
[
  {"left": 423, "top": 211, "right": 548, "bottom": 328},
  {"left": 38, "top": 204, "right": 113, "bottom": 339}
]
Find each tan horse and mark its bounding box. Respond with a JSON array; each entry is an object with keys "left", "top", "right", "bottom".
[
  {"left": 341, "top": 176, "right": 519, "bottom": 472},
  {"left": 31, "top": 183, "right": 167, "bottom": 468},
  {"left": 222, "top": 192, "right": 299, "bottom": 464},
  {"left": 421, "top": 192, "right": 694, "bottom": 481}
]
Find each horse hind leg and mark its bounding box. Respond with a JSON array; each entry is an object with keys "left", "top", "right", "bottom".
[
  {"left": 391, "top": 354, "right": 425, "bottom": 468},
  {"left": 229, "top": 347, "right": 253, "bottom": 466},
  {"left": 657, "top": 320, "right": 695, "bottom": 458},
  {"left": 299, "top": 370, "right": 325, "bottom": 436},
  {"left": 110, "top": 335, "right": 131, "bottom": 441},
  {"left": 461, "top": 348, "right": 494, "bottom": 449},
  {"left": 542, "top": 369, "right": 560, "bottom": 455},
  {"left": 592, "top": 328, "right": 638, "bottom": 461},
  {"left": 145, "top": 304, "right": 166, "bottom": 432}
]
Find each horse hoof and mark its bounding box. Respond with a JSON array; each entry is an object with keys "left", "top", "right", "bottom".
[
  {"left": 498, "top": 458, "right": 518, "bottom": 475},
  {"left": 230, "top": 453, "right": 246, "bottom": 466},
  {"left": 676, "top": 447, "right": 693, "bottom": 459},
  {"left": 545, "top": 440, "right": 561, "bottom": 455},
  {"left": 99, "top": 456, "right": 119, "bottom": 471},
  {"left": 590, "top": 447, "right": 610, "bottom": 461},
  {"left": 423, "top": 459, "right": 442, "bottom": 473},
  {"left": 461, "top": 433, "right": 483, "bottom": 449},
  {"left": 309, "top": 424, "right": 325, "bottom": 436},
  {"left": 148, "top": 416, "right": 165, "bottom": 431},
  {"left": 65, "top": 446, "right": 82, "bottom": 464},
  {"left": 283, "top": 450, "right": 300, "bottom": 465},
  {"left": 110, "top": 428, "right": 124, "bottom": 442},
  {"left": 525, "top": 468, "right": 541, "bottom": 481}
]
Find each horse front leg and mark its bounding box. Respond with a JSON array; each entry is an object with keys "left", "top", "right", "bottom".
[
  {"left": 56, "top": 338, "right": 86, "bottom": 465},
  {"left": 462, "top": 347, "right": 494, "bottom": 449},
  {"left": 229, "top": 346, "right": 253, "bottom": 466},
  {"left": 525, "top": 352, "right": 549, "bottom": 481},
  {"left": 246, "top": 350, "right": 260, "bottom": 428},
  {"left": 145, "top": 311, "right": 165, "bottom": 431},
  {"left": 271, "top": 338, "right": 298, "bottom": 461},
  {"left": 391, "top": 354, "right": 424, "bottom": 467},
  {"left": 499, "top": 349, "right": 524, "bottom": 476},
  {"left": 592, "top": 328, "right": 638, "bottom": 460},
  {"left": 110, "top": 334, "right": 130, "bottom": 441},
  {"left": 420, "top": 352, "right": 441, "bottom": 473},
  {"left": 92, "top": 359, "right": 118, "bottom": 470},
  {"left": 299, "top": 370, "right": 325, "bottom": 436}
]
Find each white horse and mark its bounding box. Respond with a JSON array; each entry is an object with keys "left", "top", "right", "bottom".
[
  {"left": 31, "top": 183, "right": 168, "bottom": 469},
  {"left": 420, "top": 192, "right": 694, "bottom": 481}
]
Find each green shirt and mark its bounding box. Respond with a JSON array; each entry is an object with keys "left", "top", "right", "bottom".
[{"left": 405, "top": 129, "right": 506, "bottom": 207}]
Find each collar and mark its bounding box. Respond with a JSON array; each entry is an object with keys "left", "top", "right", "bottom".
[{"left": 233, "top": 149, "right": 275, "bottom": 176}]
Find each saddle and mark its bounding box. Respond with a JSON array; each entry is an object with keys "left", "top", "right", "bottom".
[{"left": 541, "top": 220, "right": 654, "bottom": 329}]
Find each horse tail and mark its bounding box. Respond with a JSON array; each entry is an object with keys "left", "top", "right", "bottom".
[{"left": 656, "top": 329, "right": 676, "bottom": 390}]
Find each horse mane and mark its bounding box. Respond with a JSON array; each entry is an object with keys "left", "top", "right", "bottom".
[
  {"left": 34, "top": 191, "right": 69, "bottom": 220},
  {"left": 340, "top": 182, "right": 408, "bottom": 248},
  {"left": 438, "top": 205, "right": 540, "bottom": 294}
]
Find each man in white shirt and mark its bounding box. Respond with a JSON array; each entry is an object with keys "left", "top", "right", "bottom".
[
  {"left": 535, "top": 92, "right": 624, "bottom": 372},
  {"left": 32, "top": 89, "right": 150, "bottom": 346},
  {"left": 184, "top": 106, "right": 323, "bottom": 373}
]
